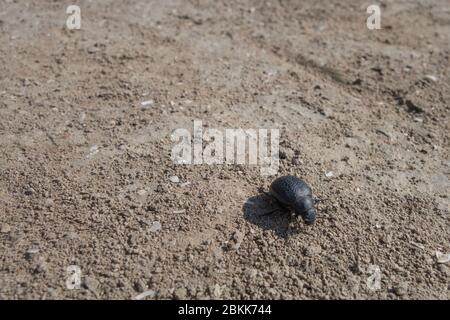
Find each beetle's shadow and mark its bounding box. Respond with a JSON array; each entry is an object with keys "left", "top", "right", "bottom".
[{"left": 243, "top": 194, "right": 301, "bottom": 238}]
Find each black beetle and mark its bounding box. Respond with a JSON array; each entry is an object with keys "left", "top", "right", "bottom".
[{"left": 265, "top": 175, "right": 316, "bottom": 225}]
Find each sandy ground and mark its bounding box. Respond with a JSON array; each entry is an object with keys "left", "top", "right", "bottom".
[{"left": 0, "top": 0, "right": 449, "bottom": 299}]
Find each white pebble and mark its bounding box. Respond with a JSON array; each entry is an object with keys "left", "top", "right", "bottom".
[
  {"left": 424, "top": 75, "right": 438, "bottom": 82},
  {"left": 140, "top": 100, "right": 154, "bottom": 106},
  {"left": 137, "top": 189, "right": 147, "bottom": 196},
  {"left": 325, "top": 171, "right": 334, "bottom": 178},
  {"left": 86, "top": 145, "right": 99, "bottom": 158},
  {"left": 411, "top": 242, "right": 425, "bottom": 250},
  {"left": 149, "top": 221, "right": 161, "bottom": 233},
  {"left": 436, "top": 251, "right": 450, "bottom": 264},
  {"left": 169, "top": 176, "right": 180, "bottom": 183},
  {"left": 213, "top": 284, "right": 224, "bottom": 298},
  {"left": 0, "top": 223, "right": 11, "bottom": 233},
  {"left": 133, "top": 290, "right": 156, "bottom": 300}
]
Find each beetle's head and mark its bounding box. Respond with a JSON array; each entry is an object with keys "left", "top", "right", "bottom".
[
  {"left": 301, "top": 208, "right": 316, "bottom": 225},
  {"left": 293, "top": 197, "right": 316, "bottom": 225}
]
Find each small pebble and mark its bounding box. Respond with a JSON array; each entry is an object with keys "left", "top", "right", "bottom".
[
  {"left": 213, "top": 284, "right": 223, "bottom": 298},
  {"left": 325, "top": 171, "right": 334, "bottom": 178},
  {"left": 411, "top": 242, "right": 425, "bottom": 250},
  {"left": 63, "top": 231, "right": 78, "bottom": 240},
  {"left": 133, "top": 289, "right": 156, "bottom": 300},
  {"left": 169, "top": 176, "right": 180, "bottom": 183},
  {"left": 137, "top": 189, "right": 147, "bottom": 196},
  {"left": 141, "top": 100, "right": 154, "bottom": 106},
  {"left": 134, "top": 279, "right": 147, "bottom": 292},
  {"left": 438, "top": 264, "right": 449, "bottom": 276},
  {"left": 84, "top": 276, "right": 100, "bottom": 293},
  {"left": 393, "top": 282, "right": 408, "bottom": 296},
  {"left": 424, "top": 75, "right": 438, "bottom": 82},
  {"left": 87, "top": 46, "right": 98, "bottom": 54},
  {"left": 44, "top": 198, "right": 54, "bottom": 207},
  {"left": 1, "top": 223, "right": 11, "bottom": 233},
  {"left": 149, "top": 221, "right": 162, "bottom": 233},
  {"left": 34, "top": 260, "right": 48, "bottom": 274},
  {"left": 155, "top": 184, "right": 166, "bottom": 193},
  {"left": 403, "top": 65, "right": 412, "bottom": 72},
  {"left": 304, "top": 244, "right": 322, "bottom": 257},
  {"left": 173, "top": 287, "right": 187, "bottom": 299},
  {"left": 436, "top": 251, "right": 450, "bottom": 264},
  {"left": 25, "top": 248, "right": 39, "bottom": 259},
  {"left": 86, "top": 145, "right": 99, "bottom": 158},
  {"left": 24, "top": 188, "right": 35, "bottom": 196},
  {"left": 244, "top": 268, "right": 258, "bottom": 279}
]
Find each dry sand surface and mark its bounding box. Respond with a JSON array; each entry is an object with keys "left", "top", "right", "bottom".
[{"left": 0, "top": 0, "right": 449, "bottom": 299}]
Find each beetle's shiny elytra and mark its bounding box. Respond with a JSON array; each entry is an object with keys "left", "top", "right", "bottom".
[{"left": 269, "top": 175, "right": 316, "bottom": 225}]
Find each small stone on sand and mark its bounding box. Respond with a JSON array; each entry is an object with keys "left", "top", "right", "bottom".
[
  {"left": 436, "top": 251, "right": 450, "bottom": 264},
  {"left": 133, "top": 290, "right": 156, "bottom": 300},
  {"left": 149, "top": 221, "right": 162, "bottom": 233},
  {"left": 137, "top": 189, "right": 147, "bottom": 196},
  {"left": 424, "top": 75, "right": 438, "bottom": 82},
  {"left": 1, "top": 223, "right": 11, "bottom": 233},
  {"left": 140, "top": 100, "right": 154, "bottom": 106}
]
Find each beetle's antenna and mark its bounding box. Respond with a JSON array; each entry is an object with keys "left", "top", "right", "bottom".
[{"left": 262, "top": 191, "right": 272, "bottom": 198}]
